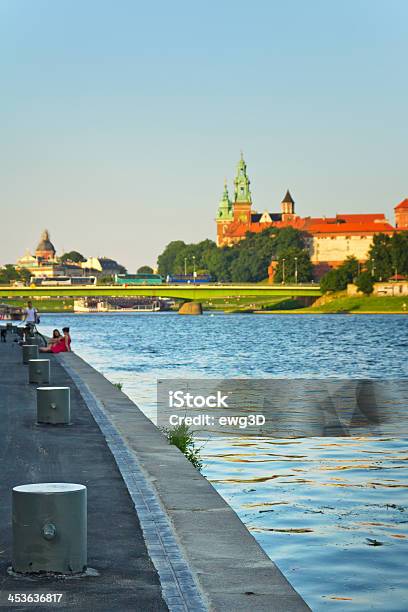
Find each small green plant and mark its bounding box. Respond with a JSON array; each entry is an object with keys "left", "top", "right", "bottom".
[
  {"left": 163, "top": 423, "right": 203, "bottom": 471},
  {"left": 113, "top": 382, "right": 123, "bottom": 391}
]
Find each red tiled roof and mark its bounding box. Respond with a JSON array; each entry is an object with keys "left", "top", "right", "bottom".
[
  {"left": 306, "top": 222, "right": 394, "bottom": 234},
  {"left": 395, "top": 198, "right": 408, "bottom": 210},
  {"left": 337, "top": 213, "right": 386, "bottom": 222},
  {"left": 224, "top": 211, "right": 396, "bottom": 238}
]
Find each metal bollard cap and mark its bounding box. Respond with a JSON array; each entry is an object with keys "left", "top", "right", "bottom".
[{"left": 13, "top": 483, "right": 86, "bottom": 494}]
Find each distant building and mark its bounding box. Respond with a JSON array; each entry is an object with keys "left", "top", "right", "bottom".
[
  {"left": 395, "top": 198, "right": 408, "bottom": 229},
  {"left": 16, "top": 230, "right": 64, "bottom": 278},
  {"left": 348, "top": 280, "right": 408, "bottom": 297},
  {"left": 81, "top": 257, "right": 126, "bottom": 278},
  {"left": 16, "top": 230, "right": 92, "bottom": 279},
  {"left": 216, "top": 155, "right": 407, "bottom": 279}
]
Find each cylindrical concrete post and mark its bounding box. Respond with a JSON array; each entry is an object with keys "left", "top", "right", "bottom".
[
  {"left": 26, "top": 336, "right": 43, "bottom": 347},
  {"left": 12, "top": 483, "right": 87, "bottom": 574},
  {"left": 28, "top": 359, "right": 50, "bottom": 384},
  {"left": 37, "top": 387, "right": 71, "bottom": 425},
  {"left": 22, "top": 345, "right": 39, "bottom": 365}
]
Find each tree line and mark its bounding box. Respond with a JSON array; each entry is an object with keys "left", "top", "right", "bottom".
[{"left": 157, "top": 227, "right": 313, "bottom": 283}]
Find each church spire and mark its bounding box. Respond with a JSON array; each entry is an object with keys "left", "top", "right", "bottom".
[
  {"left": 217, "top": 179, "right": 233, "bottom": 220},
  {"left": 234, "top": 153, "right": 252, "bottom": 203},
  {"left": 281, "top": 189, "right": 295, "bottom": 216}
]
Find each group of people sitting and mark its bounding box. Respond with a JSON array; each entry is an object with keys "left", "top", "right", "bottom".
[
  {"left": 39, "top": 327, "right": 71, "bottom": 353},
  {"left": 18, "top": 301, "right": 72, "bottom": 353}
]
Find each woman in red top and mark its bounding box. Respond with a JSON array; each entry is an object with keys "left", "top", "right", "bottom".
[{"left": 40, "top": 327, "right": 71, "bottom": 353}]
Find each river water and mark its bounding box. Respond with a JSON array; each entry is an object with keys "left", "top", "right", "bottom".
[{"left": 40, "top": 313, "right": 408, "bottom": 611}]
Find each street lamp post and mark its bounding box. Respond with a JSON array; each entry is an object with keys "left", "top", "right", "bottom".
[
  {"left": 294, "top": 257, "right": 298, "bottom": 284},
  {"left": 371, "top": 260, "right": 376, "bottom": 278},
  {"left": 193, "top": 256, "right": 196, "bottom": 283},
  {"left": 184, "top": 257, "right": 187, "bottom": 277},
  {"left": 282, "top": 259, "right": 286, "bottom": 284}
]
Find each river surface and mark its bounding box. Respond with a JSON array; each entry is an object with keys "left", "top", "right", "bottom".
[{"left": 40, "top": 313, "right": 408, "bottom": 611}]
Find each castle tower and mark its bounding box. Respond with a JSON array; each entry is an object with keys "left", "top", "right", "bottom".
[
  {"left": 217, "top": 180, "right": 233, "bottom": 221},
  {"left": 216, "top": 181, "right": 233, "bottom": 246},
  {"left": 395, "top": 198, "right": 408, "bottom": 229},
  {"left": 35, "top": 229, "right": 56, "bottom": 261},
  {"left": 232, "top": 153, "right": 252, "bottom": 225},
  {"left": 281, "top": 189, "right": 295, "bottom": 222}
]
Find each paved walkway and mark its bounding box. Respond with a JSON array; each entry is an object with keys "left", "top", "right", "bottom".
[
  {"left": 0, "top": 339, "right": 167, "bottom": 611},
  {"left": 0, "top": 331, "right": 309, "bottom": 611}
]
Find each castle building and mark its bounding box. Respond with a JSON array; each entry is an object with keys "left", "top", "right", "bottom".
[{"left": 216, "top": 155, "right": 407, "bottom": 279}]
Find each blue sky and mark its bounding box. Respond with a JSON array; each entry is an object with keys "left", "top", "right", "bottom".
[{"left": 0, "top": 0, "right": 407, "bottom": 270}]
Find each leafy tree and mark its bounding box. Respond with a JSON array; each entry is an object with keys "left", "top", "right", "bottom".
[
  {"left": 205, "top": 247, "right": 234, "bottom": 282},
  {"left": 355, "top": 271, "right": 374, "bottom": 295},
  {"left": 367, "top": 234, "right": 392, "bottom": 281},
  {"left": 320, "top": 257, "right": 360, "bottom": 293},
  {"left": 228, "top": 229, "right": 277, "bottom": 282},
  {"left": 60, "top": 251, "right": 86, "bottom": 263},
  {"left": 18, "top": 268, "right": 31, "bottom": 284},
  {"left": 0, "top": 265, "right": 31, "bottom": 285},
  {"left": 157, "top": 241, "right": 187, "bottom": 276},
  {"left": 320, "top": 269, "right": 344, "bottom": 293},
  {"left": 366, "top": 232, "right": 408, "bottom": 280},
  {"left": 275, "top": 226, "right": 306, "bottom": 256},
  {"left": 173, "top": 240, "right": 217, "bottom": 276},
  {"left": 156, "top": 227, "right": 312, "bottom": 283},
  {"left": 137, "top": 265, "right": 154, "bottom": 274},
  {"left": 390, "top": 232, "right": 408, "bottom": 276},
  {"left": 340, "top": 256, "right": 359, "bottom": 280},
  {"left": 274, "top": 247, "right": 313, "bottom": 283}
]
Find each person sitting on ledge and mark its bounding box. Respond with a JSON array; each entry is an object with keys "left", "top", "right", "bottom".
[
  {"left": 40, "top": 327, "right": 71, "bottom": 353},
  {"left": 48, "top": 329, "right": 61, "bottom": 348}
]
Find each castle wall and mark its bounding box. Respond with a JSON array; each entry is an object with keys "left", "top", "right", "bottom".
[{"left": 310, "top": 234, "right": 373, "bottom": 264}]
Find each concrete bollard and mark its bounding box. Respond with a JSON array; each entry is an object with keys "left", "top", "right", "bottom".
[
  {"left": 22, "top": 344, "right": 39, "bottom": 365},
  {"left": 26, "top": 336, "right": 43, "bottom": 347},
  {"left": 37, "top": 387, "right": 71, "bottom": 425},
  {"left": 28, "top": 359, "right": 50, "bottom": 384},
  {"left": 12, "top": 483, "right": 87, "bottom": 574}
]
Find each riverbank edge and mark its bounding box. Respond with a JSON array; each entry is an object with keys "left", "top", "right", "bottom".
[
  {"left": 253, "top": 310, "right": 408, "bottom": 315},
  {"left": 58, "top": 351, "right": 309, "bottom": 611}
]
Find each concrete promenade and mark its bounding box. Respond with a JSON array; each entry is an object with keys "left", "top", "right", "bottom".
[{"left": 0, "top": 335, "right": 309, "bottom": 611}]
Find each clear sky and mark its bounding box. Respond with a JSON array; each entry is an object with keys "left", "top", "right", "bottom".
[{"left": 0, "top": 0, "right": 407, "bottom": 270}]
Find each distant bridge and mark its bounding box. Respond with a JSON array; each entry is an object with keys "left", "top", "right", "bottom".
[{"left": 0, "top": 284, "right": 321, "bottom": 300}]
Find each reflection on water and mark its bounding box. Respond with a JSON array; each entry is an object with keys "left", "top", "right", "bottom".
[
  {"left": 40, "top": 313, "right": 408, "bottom": 611},
  {"left": 202, "top": 436, "right": 408, "bottom": 611}
]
